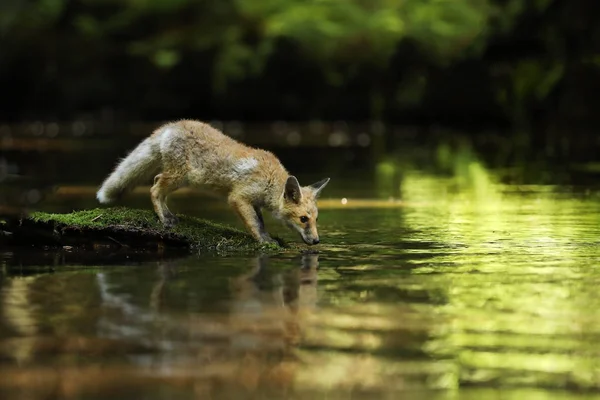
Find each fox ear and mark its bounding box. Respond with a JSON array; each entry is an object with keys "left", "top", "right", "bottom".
[
  {"left": 310, "top": 177, "right": 330, "bottom": 198},
  {"left": 284, "top": 176, "right": 302, "bottom": 204}
]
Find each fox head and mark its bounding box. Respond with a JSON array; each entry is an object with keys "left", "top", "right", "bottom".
[{"left": 278, "top": 176, "right": 330, "bottom": 245}]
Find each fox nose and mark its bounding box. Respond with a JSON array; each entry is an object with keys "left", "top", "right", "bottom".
[{"left": 312, "top": 238, "right": 320, "bottom": 245}]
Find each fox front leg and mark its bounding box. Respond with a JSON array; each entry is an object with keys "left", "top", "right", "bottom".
[{"left": 228, "top": 196, "right": 276, "bottom": 244}]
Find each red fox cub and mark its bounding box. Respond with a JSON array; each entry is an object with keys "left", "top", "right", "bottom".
[{"left": 96, "top": 120, "right": 330, "bottom": 245}]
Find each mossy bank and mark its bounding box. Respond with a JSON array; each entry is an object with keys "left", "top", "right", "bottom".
[{"left": 1, "top": 207, "right": 285, "bottom": 253}]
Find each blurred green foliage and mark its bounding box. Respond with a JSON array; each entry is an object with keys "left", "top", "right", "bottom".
[
  {"left": 0, "top": 0, "right": 515, "bottom": 86},
  {"left": 0, "top": 0, "right": 597, "bottom": 125}
]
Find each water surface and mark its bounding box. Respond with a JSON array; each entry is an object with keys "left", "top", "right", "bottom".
[{"left": 2, "top": 139, "right": 600, "bottom": 399}]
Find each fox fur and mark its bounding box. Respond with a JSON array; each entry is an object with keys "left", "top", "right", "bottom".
[{"left": 96, "top": 120, "right": 330, "bottom": 245}]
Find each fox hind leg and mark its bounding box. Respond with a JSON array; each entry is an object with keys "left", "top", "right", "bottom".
[{"left": 151, "top": 173, "right": 183, "bottom": 227}]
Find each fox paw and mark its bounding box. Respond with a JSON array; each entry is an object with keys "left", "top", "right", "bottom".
[
  {"left": 260, "top": 236, "right": 278, "bottom": 245},
  {"left": 163, "top": 214, "right": 179, "bottom": 228}
]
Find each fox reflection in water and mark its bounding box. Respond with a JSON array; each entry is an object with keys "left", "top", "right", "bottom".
[{"left": 0, "top": 253, "right": 321, "bottom": 399}]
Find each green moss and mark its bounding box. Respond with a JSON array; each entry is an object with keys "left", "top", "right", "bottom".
[{"left": 28, "top": 207, "right": 285, "bottom": 253}]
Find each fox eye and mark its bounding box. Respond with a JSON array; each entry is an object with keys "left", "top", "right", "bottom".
[{"left": 300, "top": 216, "right": 309, "bottom": 223}]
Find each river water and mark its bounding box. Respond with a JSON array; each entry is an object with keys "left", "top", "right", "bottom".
[{"left": 2, "top": 131, "right": 600, "bottom": 399}]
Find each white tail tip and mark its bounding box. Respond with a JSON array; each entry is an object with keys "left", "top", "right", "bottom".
[{"left": 96, "top": 190, "right": 113, "bottom": 204}]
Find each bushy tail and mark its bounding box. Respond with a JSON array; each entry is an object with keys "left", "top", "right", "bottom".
[{"left": 96, "top": 137, "right": 161, "bottom": 203}]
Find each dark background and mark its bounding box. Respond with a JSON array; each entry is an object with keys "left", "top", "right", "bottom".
[
  {"left": 3, "top": 0, "right": 600, "bottom": 215},
  {"left": 1, "top": 0, "right": 599, "bottom": 134}
]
